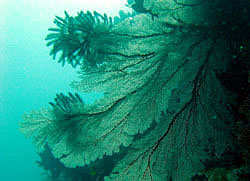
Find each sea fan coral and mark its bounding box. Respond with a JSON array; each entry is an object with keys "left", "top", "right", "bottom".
[{"left": 19, "top": 0, "right": 249, "bottom": 180}]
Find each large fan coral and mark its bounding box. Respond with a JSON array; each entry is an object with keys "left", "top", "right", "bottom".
[{"left": 19, "top": 0, "right": 250, "bottom": 180}]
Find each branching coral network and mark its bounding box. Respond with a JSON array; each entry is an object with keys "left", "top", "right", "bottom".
[{"left": 19, "top": 0, "right": 250, "bottom": 180}]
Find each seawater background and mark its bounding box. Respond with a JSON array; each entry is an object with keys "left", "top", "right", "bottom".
[{"left": 0, "top": 0, "right": 128, "bottom": 180}]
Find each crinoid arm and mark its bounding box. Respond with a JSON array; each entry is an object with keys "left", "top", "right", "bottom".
[{"left": 45, "top": 11, "right": 113, "bottom": 68}]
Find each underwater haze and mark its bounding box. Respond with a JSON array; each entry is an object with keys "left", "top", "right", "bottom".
[{"left": 0, "top": 0, "right": 127, "bottom": 180}]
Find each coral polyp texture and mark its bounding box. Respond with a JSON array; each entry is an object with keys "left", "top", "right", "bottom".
[{"left": 20, "top": 0, "right": 250, "bottom": 180}]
